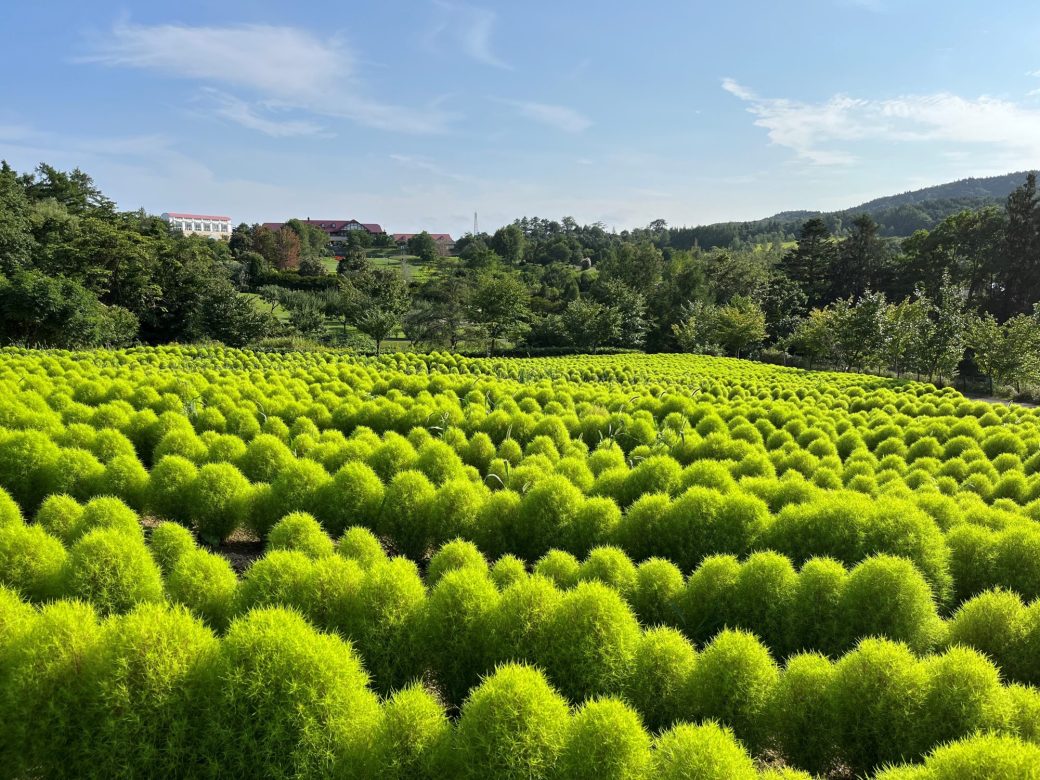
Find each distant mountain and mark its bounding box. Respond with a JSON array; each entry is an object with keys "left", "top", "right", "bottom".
[{"left": 671, "top": 171, "right": 1035, "bottom": 250}]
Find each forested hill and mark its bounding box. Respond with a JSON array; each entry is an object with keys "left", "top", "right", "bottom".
[{"left": 672, "top": 171, "right": 1035, "bottom": 250}]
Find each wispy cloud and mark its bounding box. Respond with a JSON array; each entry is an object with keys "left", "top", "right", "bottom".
[
  {"left": 81, "top": 21, "right": 454, "bottom": 134},
  {"left": 723, "top": 78, "right": 1040, "bottom": 167},
  {"left": 429, "top": 1, "right": 511, "bottom": 69},
  {"left": 389, "top": 153, "right": 476, "bottom": 182},
  {"left": 499, "top": 99, "right": 593, "bottom": 133}
]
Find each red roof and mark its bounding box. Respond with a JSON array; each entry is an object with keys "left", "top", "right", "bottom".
[
  {"left": 393, "top": 233, "right": 454, "bottom": 242},
  {"left": 263, "top": 219, "right": 383, "bottom": 234},
  {"left": 164, "top": 212, "right": 230, "bottom": 221}
]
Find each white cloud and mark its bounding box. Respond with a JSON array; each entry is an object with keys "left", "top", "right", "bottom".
[
  {"left": 723, "top": 78, "right": 1040, "bottom": 167},
  {"left": 389, "top": 153, "right": 476, "bottom": 182},
  {"left": 429, "top": 2, "right": 511, "bottom": 69},
  {"left": 205, "top": 90, "right": 329, "bottom": 138},
  {"left": 500, "top": 100, "right": 593, "bottom": 133},
  {"left": 81, "top": 21, "right": 454, "bottom": 134}
]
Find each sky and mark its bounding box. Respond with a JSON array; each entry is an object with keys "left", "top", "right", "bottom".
[{"left": 2, "top": 1, "right": 1040, "bottom": 236}]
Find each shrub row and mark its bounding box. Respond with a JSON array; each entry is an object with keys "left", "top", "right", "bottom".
[{"left": 3, "top": 590, "right": 1038, "bottom": 780}]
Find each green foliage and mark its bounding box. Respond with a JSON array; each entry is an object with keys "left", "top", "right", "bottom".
[
  {"left": 64, "top": 528, "right": 164, "bottom": 614},
  {"left": 189, "top": 462, "right": 253, "bottom": 544},
  {"left": 555, "top": 697, "right": 651, "bottom": 780},
  {"left": 267, "top": 511, "right": 335, "bottom": 558},
  {"left": 427, "top": 538, "right": 488, "bottom": 585},
  {"left": 623, "top": 626, "right": 697, "bottom": 732},
  {"left": 372, "top": 683, "right": 452, "bottom": 780},
  {"left": 337, "top": 525, "right": 388, "bottom": 569},
  {"left": 454, "top": 663, "right": 570, "bottom": 780},
  {"left": 650, "top": 722, "right": 757, "bottom": 780},
  {"left": 165, "top": 548, "right": 239, "bottom": 630},
  {"left": 149, "top": 520, "right": 197, "bottom": 574},
  {"left": 0, "top": 523, "right": 67, "bottom": 600},
  {"left": 147, "top": 455, "right": 198, "bottom": 523}
]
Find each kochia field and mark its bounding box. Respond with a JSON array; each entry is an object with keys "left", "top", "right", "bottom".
[{"left": 2, "top": 346, "right": 1040, "bottom": 779}]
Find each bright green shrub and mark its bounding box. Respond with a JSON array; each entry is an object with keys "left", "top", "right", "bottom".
[
  {"left": 236, "top": 433, "right": 295, "bottom": 482},
  {"left": 830, "top": 638, "right": 927, "bottom": 773},
  {"left": 0, "top": 600, "right": 102, "bottom": 777},
  {"left": 428, "top": 478, "right": 486, "bottom": 544},
  {"left": 658, "top": 487, "right": 769, "bottom": 572},
  {"left": 0, "top": 430, "right": 60, "bottom": 509},
  {"left": 377, "top": 469, "right": 435, "bottom": 559},
  {"left": 414, "top": 439, "right": 466, "bottom": 484},
  {"left": 149, "top": 521, "right": 197, "bottom": 574},
  {"left": 419, "top": 568, "right": 499, "bottom": 704},
  {"left": 534, "top": 549, "right": 581, "bottom": 588},
  {"left": 578, "top": 546, "right": 638, "bottom": 597},
  {"left": 839, "top": 555, "right": 942, "bottom": 653},
  {"left": 265, "top": 459, "right": 331, "bottom": 534},
  {"left": 454, "top": 663, "right": 570, "bottom": 780},
  {"left": 85, "top": 604, "right": 217, "bottom": 776},
  {"left": 147, "top": 455, "right": 198, "bottom": 523},
  {"left": 188, "top": 462, "right": 253, "bottom": 544},
  {"left": 337, "top": 525, "right": 387, "bottom": 569},
  {"left": 687, "top": 629, "right": 779, "bottom": 750},
  {"left": 472, "top": 489, "right": 522, "bottom": 558},
  {"left": 372, "top": 682, "right": 452, "bottom": 780},
  {"left": 488, "top": 574, "right": 562, "bottom": 667},
  {"left": 631, "top": 557, "right": 684, "bottom": 627},
  {"left": 650, "top": 722, "right": 757, "bottom": 780},
  {"left": 620, "top": 455, "right": 682, "bottom": 506},
  {"left": 873, "top": 734, "right": 1040, "bottom": 780},
  {"left": 542, "top": 581, "right": 641, "bottom": 701},
  {"left": 368, "top": 433, "right": 418, "bottom": 481},
  {"left": 96, "top": 454, "right": 150, "bottom": 510},
  {"left": 679, "top": 460, "right": 738, "bottom": 494},
  {"left": 680, "top": 554, "right": 741, "bottom": 644},
  {"left": 491, "top": 553, "right": 527, "bottom": 588},
  {"left": 947, "top": 589, "right": 1027, "bottom": 681},
  {"left": 64, "top": 528, "right": 164, "bottom": 614},
  {"left": 0, "top": 523, "right": 66, "bottom": 601},
  {"left": 165, "top": 548, "right": 239, "bottom": 630},
  {"left": 767, "top": 652, "right": 837, "bottom": 775},
  {"left": 268, "top": 512, "right": 334, "bottom": 559},
  {"left": 320, "top": 461, "right": 385, "bottom": 536},
  {"left": 237, "top": 550, "right": 314, "bottom": 613},
  {"left": 72, "top": 495, "right": 141, "bottom": 542},
  {"left": 611, "top": 492, "right": 670, "bottom": 561},
  {"left": 564, "top": 496, "right": 621, "bottom": 557},
  {"left": 728, "top": 552, "right": 798, "bottom": 653},
  {"left": 514, "top": 476, "right": 583, "bottom": 561},
  {"left": 40, "top": 447, "right": 105, "bottom": 501},
  {"left": 623, "top": 625, "right": 697, "bottom": 732},
  {"left": 555, "top": 697, "right": 651, "bottom": 780},
  {"left": 211, "top": 607, "right": 381, "bottom": 778},
  {"left": 427, "top": 539, "right": 488, "bottom": 585},
  {"left": 153, "top": 428, "right": 208, "bottom": 464}
]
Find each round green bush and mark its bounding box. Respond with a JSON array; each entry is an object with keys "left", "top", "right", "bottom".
[
  {"left": 149, "top": 520, "right": 196, "bottom": 574},
  {"left": 268, "top": 512, "right": 335, "bottom": 559},
  {"left": 619, "top": 455, "right": 682, "bottom": 506},
  {"left": 299, "top": 554, "right": 365, "bottom": 633},
  {"left": 372, "top": 682, "right": 452, "bottom": 780},
  {"left": 419, "top": 568, "right": 500, "bottom": 704},
  {"left": 454, "top": 663, "right": 571, "bottom": 780},
  {"left": 64, "top": 528, "right": 164, "bottom": 615},
  {"left": 236, "top": 433, "right": 295, "bottom": 482},
  {"left": 686, "top": 628, "right": 779, "bottom": 750},
  {"left": 368, "top": 433, "right": 418, "bottom": 482},
  {"left": 153, "top": 428, "right": 208, "bottom": 464},
  {"left": 414, "top": 439, "right": 466, "bottom": 485},
  {"left": 96, "top": 454, "right": 150, "bottom": 510},
  {"left": 472, "top": 489, "right": 522, "bottom": 559},
  {"left": 34, "top": 493, "right": 82, "bottom": 542},
  {"left": 427, "top": 478, "right": 487, "bottom": 545},
  {"left": 612, "top": 492, "right": 671, "bottom": 561},
  {"left": 213, "top": 607, "right": 381, "bottom": 778},
  {"left": 650, "top": 722, "right": 757, "bottom": 780},
  {"left": 786, "top": 556, "right": 847, "bottom": 655},
  {"left": 728, "top": 552, "right": 798, "bottom": 653},
  {"left": 40, "top": 447, "right": 105, "bottom": 501},
  {"left": 236, "top": 550, "right": 315, "bottom": 613},
  {"left": 73, "top": 496, "right": 142, "bottom": 542},
  {"left": 376, "top": 469, "right": 435, "bottom": 560},
  {"left": 490, "top": 553, "right": 527, "bottom": 589},
  {"left": 337, "top": 525, "right": 388, "bottom": 569},
  {"left": 165, "top": 548, "right": 240, "bottom": 630},
  {"left": 0, "top": 600, "right": 102, "bottom": 777},
  {"left": 320, "top": 461, "right": 385, "bottom": 536},
  {"left": 147, "top": 455, "right": 198, "bottom": 524},
  {"left": 0, "top": 523, "right": 67, "bottom": 601},
  {"left": 85, "top": 603, "right": 217, "bottom": 776},
  {"left": 533, "top": 549, "right": 581, "bottom": 589},
  {"left": 188, "top": 462, "right": 253, "bottom": 544},
  {"left": 542, "top": 580, "right": 641, "bottom": 702},
  {"left": 839, "top": 555, "right": 942, "bottom": 654},
  {"left": 873, "top": 734, "right": 1040, "bottom": 780},
  {"left": 488, "top": 574, "right": 562, "bottom": 667},
  {"left": 0, "top": 430, "right": 60, "bottom": 510},
  {"left": 631, "top": 557, "right": 684, "bottom": 627},
  {"left": 659, "top": 487, "right": 769, "bottom": 572},
  {"left": 352, "top": 557, "right": 427, "bottom": 692},
  {"left": 514, "top": 476, "right": 584, "bottom": 561},
  {"left": 0, "top": 486, "right": 24, "bottom": 527},
  {"left": 766, "top": 652, "right": 837, "bottom": 775},
  {"left": 830, "top": 638, "right": 927, "bottom": 773},
  {"left": 427, "top": 539, "right": 488, "bottom": 586},
  {"left": 264, "top": 458, "right": 330, "bottom": 535},
  {"left": 680, "top": 554, "right": 741, "bottom": 644},
  {"left": 564, "top": 496, "right": 621, "bottom": 557},
  {"left": 577, "top": 546, "right": 638, "bottom": 597},
  {"left": 947, "top": 589, "right": 1027, "bottom": 681},
  {"left": 623, "top": 625, "right": 697, "bottom": 732},
  {"left": 555, "top": 697, "right": 651, "bottom": 780}
]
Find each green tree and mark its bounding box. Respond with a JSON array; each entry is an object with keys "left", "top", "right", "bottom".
[
  {"left": 561, "top": 298, "right": 621, "bottom": 353},
  {"left": 0, "top": 162, "right": 36, "bottom": 274},
  {"left": 408, "top": 232, "right": 440, "bottom": 264},
  {"left": 714, "top": 295, "right": 767, "bottom": 358},
  {"left": 969, "top": 311, "right": 1040, "bottom": 394},
  {"left": 491, "top": 224, "right": 526, "bottom": 264},
  {"left": 781, "top": 218, "right": 836, "bottom": 309},
  {"left": 469, "top": 271, "right": 530, "bottom": 354},
  {"left": 786, "top": 309, "right": 835, "bottom": 369}
]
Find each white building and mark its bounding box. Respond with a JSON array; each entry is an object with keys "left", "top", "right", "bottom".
[{"left": 162, "top": 212, "right": 232, "bottom": 239}]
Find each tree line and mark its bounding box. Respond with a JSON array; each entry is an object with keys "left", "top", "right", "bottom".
[{"left": 2, "top": 160, "right": 1039, "bottom": 393}]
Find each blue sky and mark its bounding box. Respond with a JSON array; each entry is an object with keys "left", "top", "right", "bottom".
[{"left": 2, "top": 1, "right": 1040, "bottom": 236}]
